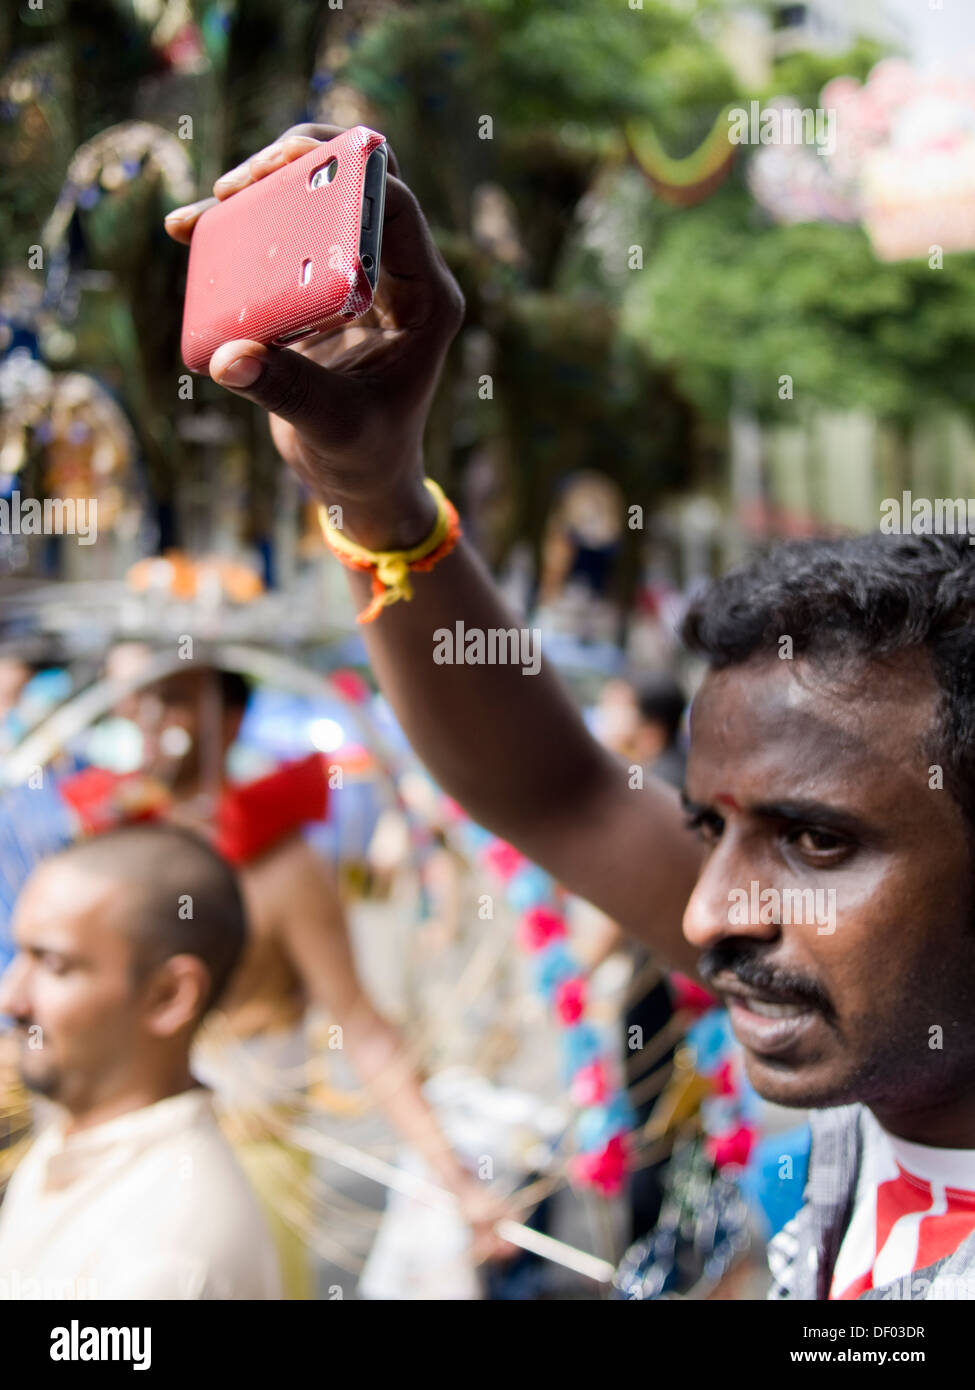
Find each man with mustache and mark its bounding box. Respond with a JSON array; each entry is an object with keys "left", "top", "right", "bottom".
[{"left": 165, "top": 125, "right": 975, "bottom": 1300}]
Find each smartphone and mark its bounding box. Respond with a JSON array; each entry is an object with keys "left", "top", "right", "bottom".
[{"left": 181, "top": 125, "right": 388, "bottom": 373}]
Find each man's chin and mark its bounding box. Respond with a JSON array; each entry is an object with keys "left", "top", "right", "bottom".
[
  {"left": 17, "top": 1062, "right": 60, "bottom": 1099},
  {"left": 740, "top": 1048, "right": 855, "bottom": 1111}
]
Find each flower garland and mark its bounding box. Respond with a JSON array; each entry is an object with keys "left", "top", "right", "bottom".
[
  {"left": 683, "top": 1006, "right": 760, "bottom": 1172},
  {"left": 410, "top": 779, "right": 810, "bottom": 1229},
  {"left": 440, "top": 798, "right": 633, "bottom": 1197},
  {"left": 679, "top": 1003, "right": 811, "bottom": 1238}
]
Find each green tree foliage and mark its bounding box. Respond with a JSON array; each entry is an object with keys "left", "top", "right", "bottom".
[
  {"left": 620, "top": 35, "right": 975, "bottom": 425},
  {"left": 337, "top": 0, "right": 736, "bottom": 577},
  {"left": 622, "top": 176, "right": 975, "bottom": 424}
]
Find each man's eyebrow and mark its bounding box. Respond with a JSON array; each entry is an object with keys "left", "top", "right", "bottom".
[
  {"left": 21, "top": 941, "right": 77, "bottom": 960},
  {"left": 681, "top": 792, "right": 875, "bottom": 836},
  {"left": 751, "top": 799, "right": 873, "bottom": 834}
]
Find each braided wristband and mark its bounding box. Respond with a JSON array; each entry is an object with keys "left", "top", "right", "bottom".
[{"left": 318, "top": 478, "right": 462, "bottom": 624}]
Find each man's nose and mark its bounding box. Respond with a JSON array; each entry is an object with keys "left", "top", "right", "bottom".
[
  {"left": 0, "top": 956, "right": 30, "bottom": 1021},
  {"left": 681, "top": 843, "right": 781, "bottom": 953}
]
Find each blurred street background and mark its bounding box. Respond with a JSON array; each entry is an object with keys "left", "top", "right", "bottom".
[{"left": 2, "top": 0, "right": 975, "bottom": 1300}]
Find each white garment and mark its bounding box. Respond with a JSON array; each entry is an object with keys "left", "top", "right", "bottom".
[
  {"left": 830, "top": 1108, "right": 975, "bottom": 1300},
  {"left": 0, "top": 1087, "right": 283, "bottom": 1300},
  {"left": 192, "top": 1017, "right": 309, "bottom": 1110},
  {"left": 358, "top": 1069, "right": 568, "bottom": 1301}
]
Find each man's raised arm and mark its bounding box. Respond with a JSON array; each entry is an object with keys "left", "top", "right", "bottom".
[
  {"left": 345, "top": 537, "right": 702, "bottom": 973},
  {"left": 164, "top": 124, "right": 703, "bottom": 973}
]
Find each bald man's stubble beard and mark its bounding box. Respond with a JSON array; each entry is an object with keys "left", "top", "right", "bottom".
[{"left": 17, "top": 1054, "right": 61, "bottom": 1099}]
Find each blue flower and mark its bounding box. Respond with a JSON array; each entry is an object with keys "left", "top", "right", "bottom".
[
  {"left": 686, "top": 1008, "right": 733, "bottom": 1071},
  {"left": 535, "top": 943, "right": 577, "bottom": 1002},
  {"left": 576, "top": 1094, "right": 632, "bottom": 1151},
  {"left": 507, "top": 865, "right": 553, "bottom": 911},
  {"left": 562, "top": 1022, "right": 601, "bottom": 1077},
  {"left": 460, "top": 822, "right": 493, "bottom": 853}
]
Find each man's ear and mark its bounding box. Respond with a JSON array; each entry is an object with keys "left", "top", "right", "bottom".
[
  {"left": 224, "top": 707, "right": 244, "bottom": 750},
  {"left": 142, "top": 955, "right": 211, "bottom": 1038}
]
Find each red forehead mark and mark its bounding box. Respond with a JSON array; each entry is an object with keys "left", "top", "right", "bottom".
[{"left": 715, "top": 792, "right": 741, "bottom": 811}]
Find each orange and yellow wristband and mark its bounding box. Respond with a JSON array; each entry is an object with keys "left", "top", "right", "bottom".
[{"left": 318, "top": 478, "right": 462, "bottom": 624}]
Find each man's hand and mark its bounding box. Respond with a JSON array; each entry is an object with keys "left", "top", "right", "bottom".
[
  {"left": 164, "top": 125, "right": 464, "bottom": 550},
  {"left": 448, "top": 1173, "right": 521, "bottom": 1266}
]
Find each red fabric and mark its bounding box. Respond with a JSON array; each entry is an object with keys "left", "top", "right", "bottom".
[
  {"left": 835, "top": 1269, "right": 872, "bottom": 1301},
  {"left": 874, "top": 1169, "right": 935, "bottom": 1264},
  {"left": 916, "top": 1192, "right": 975, "bottom": 1269},
  {"left": 59, "top": 755, "right": 329, "bottom": 866},
  {"left": 59, "top": 768, "right": 167, "bottom": 834},
  {"left": 214, "top": 753, "right": 329, "bottom": 865},
  {"left": 834, "top": 1168, "right": 975, "bottom": 1300}
]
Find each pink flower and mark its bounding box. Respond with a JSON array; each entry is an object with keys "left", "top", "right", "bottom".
[
  {"left": 571, "top": 1060, "right": 608, "bottom": 1107},
  {"left": 330, "top": 668, "right": 370, "bottom": 704},
  {"left": 517, "top": 906, "right": 568, "bottom": 952},
  {"left": 669, "top": 972, "right": 718, "bottom": 1015},
  {"left": 712, "top": 1060, "right": 736, "bottom": 1097},
  {"left": 482, "top": 839, "right": 527, "bottom": 882},
  {"left": 706, "top": 1124, "right": 756, "bottom": 1170},
  {"left": 554, "top": 976, "right": 587, "bottom": 1025},
  {"left": 570, "top": 1135, "right": 628, "bottom": 1196}
]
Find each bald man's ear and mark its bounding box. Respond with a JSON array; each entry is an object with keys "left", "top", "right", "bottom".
[
  {"left": 224, "top": 707, "right": 245, "bottom": 752},
  {"left": 141, "top": 955, "right": 212, "bottom": 1038}
]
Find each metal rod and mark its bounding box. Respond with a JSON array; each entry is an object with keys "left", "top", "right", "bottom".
[{"left": 288, "top": 1121, "right": 615, "bottom": 1284}]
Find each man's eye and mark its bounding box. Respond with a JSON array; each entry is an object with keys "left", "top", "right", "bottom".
[
  {"left": 43, "top": 954, "right": 69, "bottom": 974},
  {"left": 684, "top": 810, "right": 724, "bottom": 843},
  {"left": 790, "top": 827, "right": 850, "bottom": 860}
]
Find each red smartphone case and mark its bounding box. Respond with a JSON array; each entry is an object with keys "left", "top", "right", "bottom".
[{"left": 181, "top": 124, "right": 387, "bottom": 374}]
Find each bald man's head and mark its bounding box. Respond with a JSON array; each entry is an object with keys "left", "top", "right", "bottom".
[
  {"left": 0, "top": 823, "right": 247, "bottom": 1114},
  {"left": 57, "top": 822, "right": 247, "bottom": 1012}
]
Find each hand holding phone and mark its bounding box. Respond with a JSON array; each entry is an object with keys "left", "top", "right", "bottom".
[
  {"left": 180, "top": 125, "right": 388, "bottom": 373},
  {"left": 165, "top": 124, "right": 466, "bottom": 551}
]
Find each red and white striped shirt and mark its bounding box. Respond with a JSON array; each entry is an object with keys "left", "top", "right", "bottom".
[{"left": 830, "top": 1109, "right": 975, "bottom": 1300}]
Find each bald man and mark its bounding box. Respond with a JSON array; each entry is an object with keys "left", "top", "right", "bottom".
[
  {"left": 0, "top": 823, "right": 282, "bottom": 1300},
  {"left": 107, "top": 656, "right": 514, "bottom": 1291}
]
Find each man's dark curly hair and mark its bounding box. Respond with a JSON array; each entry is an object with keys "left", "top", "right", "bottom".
[{"left": 681, "top": 532, "right": 975, "bottom": 830}]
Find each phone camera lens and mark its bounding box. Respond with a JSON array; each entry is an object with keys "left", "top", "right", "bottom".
[{"left": 310, "top": 158, "right": 338, "bottom": 190}]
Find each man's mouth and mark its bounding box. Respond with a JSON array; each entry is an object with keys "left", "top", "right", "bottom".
[
  {"left": 734, "top": 997, "right": 807, "bottom": 1019},
  {"left": 713, "top": 978, "right": 826, "bottom": 1057},
  {"left": 713, "top": 976, "right": 816, "bottom": 1009}
]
